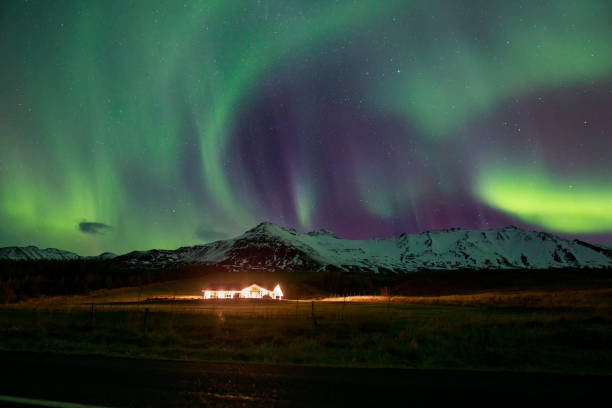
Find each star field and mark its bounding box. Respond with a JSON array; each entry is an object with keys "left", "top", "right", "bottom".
[{"left": 0, "top": 0, "right": 611, "bottom": 255}]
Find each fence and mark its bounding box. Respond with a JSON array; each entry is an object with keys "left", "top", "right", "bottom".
[{"left": 2, "top": 297, "right": 402, "bottom": 333}]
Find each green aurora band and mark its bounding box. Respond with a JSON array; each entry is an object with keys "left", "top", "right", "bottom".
[{"left": 476, "top": 167, "right": 612, "bottom": 234}]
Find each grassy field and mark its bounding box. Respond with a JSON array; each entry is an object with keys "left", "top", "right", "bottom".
[{"left": 2, "top": 282, "right": 612, "bottom": 375}]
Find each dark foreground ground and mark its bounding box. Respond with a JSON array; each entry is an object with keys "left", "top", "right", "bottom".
[{"left": 0, "top": 351, "right": 609, "bottom": 407}]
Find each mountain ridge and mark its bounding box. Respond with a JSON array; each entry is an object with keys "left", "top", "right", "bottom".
[
  {"left": 0, "top": 245, "right": 81, "bottom": 261},
  {"left": 2, "top": 222, "right": 611, "bottom": 271}
]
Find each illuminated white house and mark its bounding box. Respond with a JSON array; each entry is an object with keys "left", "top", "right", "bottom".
[{"left": 202, "top": 283, "right": 283, "bottom": 300}]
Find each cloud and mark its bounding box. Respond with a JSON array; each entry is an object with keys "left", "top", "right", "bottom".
[
  {"left": 79, "top": 221, "right": 113, "bottom": 235},
  {"left": 195, "top": 224, "right": 228, "bottom": 241}
]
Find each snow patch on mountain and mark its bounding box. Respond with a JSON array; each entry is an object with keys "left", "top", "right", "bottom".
[
  {"left": 2, "top": 223, "right": 610, "bottom": 270},
  {"left": 115, "top": 222, "right": 612, "bottom": 271},
  {"left": 0, "top": 246, "right": 80, "bottom": 261},
  {"left": 0, "top": 246, "right": 118, "bottom": 261},
  {"left": 87, "top": 252, "right": 118, "bottom": 260}
]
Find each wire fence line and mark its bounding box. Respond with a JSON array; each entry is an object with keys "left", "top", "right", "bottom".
[{"left": 3, "top": 298, "right": 405, "bottom": 326}]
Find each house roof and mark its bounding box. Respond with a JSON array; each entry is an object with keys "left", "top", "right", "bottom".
[
  {"left": 202, "top": 283, "right": 276, "bottom": 291},
  {"left": 202, "top": 283, "right": 246, "bottom": 291}
]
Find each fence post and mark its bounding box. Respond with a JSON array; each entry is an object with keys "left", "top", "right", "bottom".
[
  {"left": 341, "top": 295, "right": 346, "bottom": 320},
  {"left": 143, "top": 307, "right": 149, "bottom": 332},
  {"left": 296, "top": 294, "right": 299, "bottom": 319},
  {"left": 311, "top": 301, "right": 317, "bottom": 327},
  {"left": 90, "top": 303, "right": 94, "bottom": 326}
]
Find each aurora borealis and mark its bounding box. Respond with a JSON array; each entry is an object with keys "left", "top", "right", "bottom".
[{"left": 1, "top": 1, "right": 611, "bottom": 255}]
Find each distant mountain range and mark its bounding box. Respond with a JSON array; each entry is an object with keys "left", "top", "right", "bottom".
[
  {"left": 2, "top": 222, "right": 612, "bottom": 272},
  {"left": 0, "top": 246, "right": 115, "bottom": 262}
]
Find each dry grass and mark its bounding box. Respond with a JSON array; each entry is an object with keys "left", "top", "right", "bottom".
[
  {"left": 2, "top": 287, "right": 612, "bottom": 374},
  {"left": 12, "top": 274, "right": 321, "bottom": 307},
  {"left": 321, "top": 287, "right": 612, "bottom": 309}
]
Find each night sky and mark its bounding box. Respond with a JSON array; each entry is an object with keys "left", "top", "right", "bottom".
[{"left": 1, "top": 1, "right": 611, "bottom": 255}]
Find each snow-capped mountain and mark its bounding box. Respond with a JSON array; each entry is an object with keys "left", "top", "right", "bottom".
[
  {"left": 114, "top": 222, "right": 612, "bottom": 272},
  {"left": 0, "top": 246, "right": 116, "bottom": 261},
  {"left": 86, "top": 252, "right": 118, "bottom": 260},
  {"left": 0, "top": 246, "right": 81, "bottom": 261},
  {"left": 2, "top": 223, "right": 610, "bottom": 271}
]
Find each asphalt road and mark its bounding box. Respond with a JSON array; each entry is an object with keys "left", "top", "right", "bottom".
[{"left": 0, "top": 351, "right": 609, "bottom": 407}]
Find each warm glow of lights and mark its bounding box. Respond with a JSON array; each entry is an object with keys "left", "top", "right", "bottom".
[{"left": 202, "top": 284, "right": 283, "bottom": 300}]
